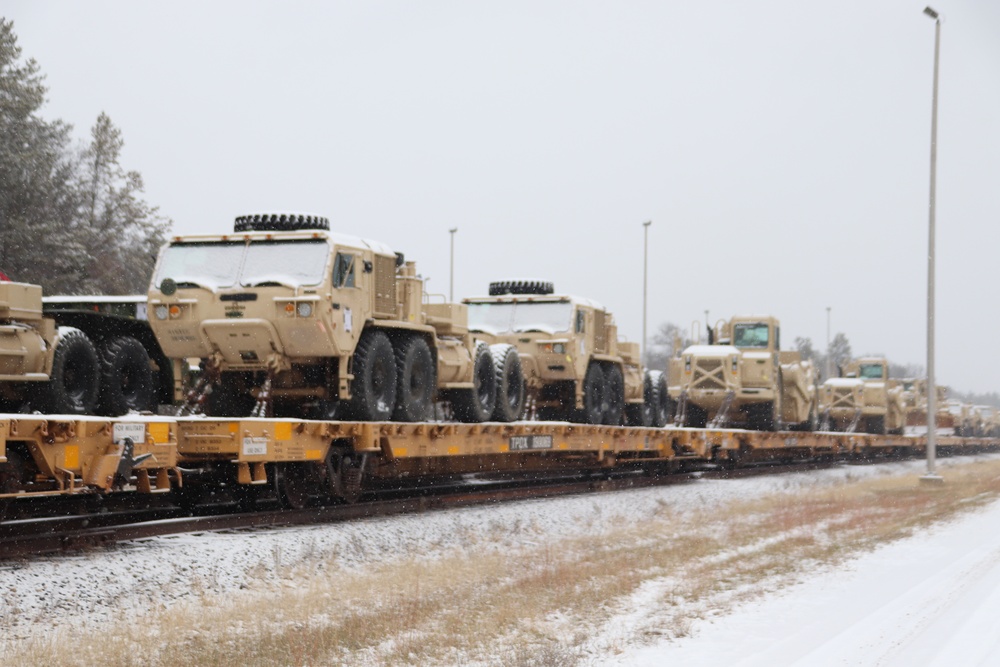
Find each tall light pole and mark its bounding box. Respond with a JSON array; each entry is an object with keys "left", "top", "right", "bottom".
[
  {"left": 922, "top": 6, "right": 943, "bottom": 484},
  {"left": 448, "top": 227, "right": 457, "bottom": 302},
  {"left": 826, "top": 306, "right": 832, "bottom": 380},
  {"left": 642, "top": 221, "right": 652, "bottom": 363}
]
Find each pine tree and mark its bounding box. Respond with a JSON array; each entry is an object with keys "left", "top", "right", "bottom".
[
  {"left": 0, "top": 19, "right": 170, "bottom": 294},
  {"left": 0, "top": 18, "right": 80, "bottom": 289},
  {"left": 75, "top": 112, "right": 169, "bottom": 294}
]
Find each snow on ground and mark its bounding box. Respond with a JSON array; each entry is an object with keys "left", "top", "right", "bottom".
[
  {"left": 1, "top": 455, "right": 997, "bottom": 664},
  {"left": 607, "top": 469, "right": 1000, "bottom": 667}
]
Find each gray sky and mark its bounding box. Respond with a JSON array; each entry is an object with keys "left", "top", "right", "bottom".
[{"left": 6, "top": 1, "right": 999, "bottom": 394}]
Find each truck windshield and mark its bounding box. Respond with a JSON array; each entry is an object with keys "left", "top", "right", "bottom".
[
  {"left": 859, "top": 364, "right": 885, "bottom": 379},
  {"left": 154, "top": 239, "right": 330, "bottom": 290},
  {"left": 732, "top": 323, "right": 769, "bottom": 348},
  {"left": 240, "top": 240, "right": 330, "bottom": 287},
  {"left": 154, "top": 241, "right": 244, "bottom": 289},
  {"left": 467, "top": 301, "right": 573, "bottom": 335}
]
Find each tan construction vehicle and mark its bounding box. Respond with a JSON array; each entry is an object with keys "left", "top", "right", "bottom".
[
  {"left": 0, "top": 281, "right": 101, "bottom": 414},
  {"left": 147, "top": 213, "right": 503, "bottom": 422},
  {"left": 818, "top": 378, "right": 866, "bottom": 432},
  {"left": 902, "top": 379, "right": 953, "bottom": 434},
  {"left": 668, "top": 315, "right": 817, "bottom": 431},
  {"left": 827, "top": 357, "right": 906, "bottom": 435},
  {"left": 463, "top": 280, "right": 669, "bottom": 426}
]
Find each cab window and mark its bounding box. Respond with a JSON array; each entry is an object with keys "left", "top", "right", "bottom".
[
  {"left": 575, "top": 309, "right": 586, "bottom": 334},
  {"left": 333, "top": 252, "right": 356, "bottom": 288}
]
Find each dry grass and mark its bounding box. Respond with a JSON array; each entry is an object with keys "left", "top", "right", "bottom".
[{"left": 7, "top": 457, "right": 1000, "bottom": 666}]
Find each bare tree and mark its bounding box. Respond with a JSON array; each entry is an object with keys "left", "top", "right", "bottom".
[{"left": 645, "top": 321, "right": 694, "bottom": 370}]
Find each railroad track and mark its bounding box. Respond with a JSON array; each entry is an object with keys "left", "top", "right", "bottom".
[{"left": 0, "top": 458, "right": 861, "bottom": 561}]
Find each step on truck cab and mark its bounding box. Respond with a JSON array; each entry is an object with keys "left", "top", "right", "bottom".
[{"left": 147, "top": 213, "right": 503, "bottom": 422}]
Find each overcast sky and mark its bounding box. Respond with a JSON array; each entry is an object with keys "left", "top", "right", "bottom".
[{"left": 5, "top": 1, "right": 999, "bottom": 394}]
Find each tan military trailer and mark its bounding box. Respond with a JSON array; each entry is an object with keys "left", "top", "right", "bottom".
[
  {"left": 0, "top": 281, "right": 103, "bottom": 414},
  {"left": 668, "top": 315, "right": 817, "bottom": 431},
  {"left": 146, "top": 213, "right": 502, "bottom": 422},
  {"left": 463, "top": 280, "right": 669, "bottom": 426},
  {"left": 833, "top": 357, "right": 906, "bottom": 435}
]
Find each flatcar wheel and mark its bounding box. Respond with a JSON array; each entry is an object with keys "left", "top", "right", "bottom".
[
  {"left": 0, "top": 449, "right": 28, "bottom": 521},
  {"left": 325, "top": 450, "right": 366, "bottom": 504},
  {"left": 278, "top": 462, "right": 314, "bottom": 510}
]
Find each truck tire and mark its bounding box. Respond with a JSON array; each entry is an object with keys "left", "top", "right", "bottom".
[
  {"left": 98, "top": 336, "right": 155, "bottom": 415},
  {"left": 393, "top": 336, "right": 435, "bottom": 422},
  {"left": 604, "top": 364, "right": 625, "bottom": 425},
  {"left": 490, "top": 343, "right": 525, "bottom": 422},
  {"left": 626, "top": 370, "right": 656, "bottom": 427},
  {"left": 488, "top": 280, "right": 554, "bottom": 296},
  {"left": 348, "top": 330, "right": 397, "bottom": 421},
  {"left": 452, "top": 342, "right": 496, "bottom": 423},
  {"left": 38, "top": 328, "right": 100, "bottom": 415},
  {"left": 651, "top": 370, "right": 670, "bottom": 427},
  {"left": 578, "top": 363, "right": 606, "bottom": 425}
]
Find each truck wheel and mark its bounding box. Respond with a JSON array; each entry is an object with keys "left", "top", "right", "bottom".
[
  {"left": 349, "top": 330, "right": 397, "bottom": 421},
  {"left": 490, "top": 344, "right": 525, "bottom": 422},
  {"left": 626, "top": 371, "right": 656, "bottom": 427},
  {"left": 393, "top": 336, "right": 435, "bottom": 422},
  {"left": 452, "top": 342, "right": 496, "bottom": 423},
  {"left": 98, "top": 336, "right": 155, "bottom": 415},
  {"left": 577, "top": 363, "right": 606, "bottom": 425},
  {"left": 604, "top": 364, "right": 625, "bottom": 425},
  {"left": 38, "top": 328, "right": 100, "bottom": 415},
  {"left": 652, "top": 371, "right": 670, "bottom": 427}
]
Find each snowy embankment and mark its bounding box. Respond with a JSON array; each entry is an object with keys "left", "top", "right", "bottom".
[
  {"left": 611, "top": 481, "right": 1000, "bottom": 667},
  {"left": 2, "top": 455, "right": 998, "bottom": 665}
]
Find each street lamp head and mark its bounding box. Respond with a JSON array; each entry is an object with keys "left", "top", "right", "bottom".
[
  {"left": 923, "top": 6, "right": 939, "bottom": 19},
  {"left": 643, "top": 220, "right": 652, "bottom": 228},
  {"left": 449, "top": 228, "right": 457, "bottom": 234}
]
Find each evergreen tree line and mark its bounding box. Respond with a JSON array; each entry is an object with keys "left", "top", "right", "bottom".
[{"left": 0, "top": 19, "right": 170, "bottom": 295}]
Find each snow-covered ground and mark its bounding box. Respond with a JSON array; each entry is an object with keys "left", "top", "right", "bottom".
[
  {"left": 2, "top": 455, "right": 999, "bottom": 664},
  {"left": 610, "top": 487, "right": 1000, "bottom": 667}
]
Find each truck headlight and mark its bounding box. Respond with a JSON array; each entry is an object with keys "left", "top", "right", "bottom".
[
  {"left": 297, "top": 302, "right": 313, "bottom": 318},
  {"left": 155, "top": 305, "right": 169, "bottom": 320}
]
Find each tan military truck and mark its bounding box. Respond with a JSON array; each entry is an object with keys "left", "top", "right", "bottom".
[
  {"left": 146, "top": 213, "right": 501, "bottom": 422},
  {"left": 834, "top": 357, "right": 906, "bottom": 434},
  {"left": 668, "top": 315, "right": 817, "bottom": 431},
  {"left": 0, "top": 281, "right": 103, "bottom": 414},
  {"left": 464, "top": 280, "right": 669, "bottom": 426}
]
